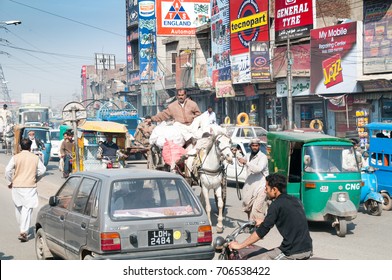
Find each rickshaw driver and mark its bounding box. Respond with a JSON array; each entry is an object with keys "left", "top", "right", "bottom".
[{"left": 97, "top": 134, "right": 127, "bottom": 161}]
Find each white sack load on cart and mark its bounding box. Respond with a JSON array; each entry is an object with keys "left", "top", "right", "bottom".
[{"left": 149, "top": 114, "right": 226, "bottom": 169}]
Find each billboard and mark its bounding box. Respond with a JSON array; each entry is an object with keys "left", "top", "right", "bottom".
[
  {"left": 230, "top": 0, "right": 268, "bottom": 85},
  {"left": 310, "top": 22, "right": 360, "bottom": 94},
  {"left": 363, "top": 0, "right": 392, "bottom": 74},
  {"left": 157, "top": 0, "right": 210, "bottom": 36},
  {"left": 230, "top": 0, "right": 269, "bottom": 56},
  {"left": 216, "top": 80, "right": 235, "bottom": 98},
  {"left": 141, "top": 84, "right": 157, "bottom": 106},
  {"left": 211, "top": 0, "right": 231, "bottom": 85},
  {"left": 138, "top": 0, "right": 157, "bottom": 82},
  {"left": 272, "top": 43, "right": 310, "bottom": 78},
  {"left": 275, "top": 0, "right": 315, "bottom": 42},
  {"left": 249, "top": 41, "right": 271, "bottom": 82}
]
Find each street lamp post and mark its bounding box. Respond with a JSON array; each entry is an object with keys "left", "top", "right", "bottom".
[
  {"left": 1, "top": 20, "right": 22, "bottom": 106},
  {"left": 0, "top": 20, "right": 22, "bottom": 26}
]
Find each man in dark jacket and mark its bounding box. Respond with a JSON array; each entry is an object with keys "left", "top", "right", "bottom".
[{"left": 229, "top": 173, "right": 313, "bottom": 260}]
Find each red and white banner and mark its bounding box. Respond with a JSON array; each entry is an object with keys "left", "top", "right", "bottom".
[
  {"left": 310, "top": 21, "right": 361, "bottom": 94},
  {"left": 230, "top": 0, "right": 269, "bottom": 56},
  {"left": 275, "top": 0, "right": 315, "bottom": 42}
]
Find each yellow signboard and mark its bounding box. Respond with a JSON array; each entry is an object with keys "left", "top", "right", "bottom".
[{"left": 230, "top": 11, "right": 267, "bottom": 34}]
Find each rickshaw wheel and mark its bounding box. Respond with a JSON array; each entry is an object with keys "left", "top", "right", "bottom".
[
  {"left": 365, "top": 200, "right": 383, "bottom": 216},
  {"left": 335, "top": 218, "right": 347, "bottom": 237},
  {"left": 381, "top": 193, "right": 392, "bottom": 211}
]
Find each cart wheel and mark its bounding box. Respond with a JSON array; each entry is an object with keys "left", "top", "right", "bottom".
[
  {"left": 381, "top": 193, "right": 392, "bottom": 211},
  {"left": 335, "top": 218, "right": 347, "bottom": 237},
  {"left": 365, "top": 200, "right": 383, "bottom": 216}
]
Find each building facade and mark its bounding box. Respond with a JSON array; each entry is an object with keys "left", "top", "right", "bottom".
[{"left": 124, "top": 0, "right": 392, "bottom": 143}]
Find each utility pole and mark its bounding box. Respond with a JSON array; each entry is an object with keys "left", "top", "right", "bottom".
[
  {"left": 147, "top": 33, "right": 155, "bottom": 116},
  {"left": 0, "top": 64, "right": 12, "bottom": 105},
  {"left": 286, "top": 38, "right": 293, "bottom": 130}
]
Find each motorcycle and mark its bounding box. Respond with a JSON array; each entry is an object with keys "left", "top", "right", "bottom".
[
  {"left": 214, "top": 221, "right": 265, "bottom": 260},
  {"left": 360, "top": 166, "right": 383, "bottom": 216}
]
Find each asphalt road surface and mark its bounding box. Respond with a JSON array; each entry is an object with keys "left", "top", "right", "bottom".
[{"left": 0, "top": 152, "right": 391, "bottom": 260}]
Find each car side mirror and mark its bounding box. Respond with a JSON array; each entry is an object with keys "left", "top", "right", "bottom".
[{"left": 49, "top": 196, "right": 59, "bottom": 206}]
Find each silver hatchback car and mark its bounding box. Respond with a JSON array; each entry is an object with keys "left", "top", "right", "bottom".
[{"left": 35, "top": 169, "right": 214, "bottom": 260}]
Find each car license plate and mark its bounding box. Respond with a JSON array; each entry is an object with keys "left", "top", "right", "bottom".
[{"left": 148, "top": 230, "right": 173, "bottom": 246}]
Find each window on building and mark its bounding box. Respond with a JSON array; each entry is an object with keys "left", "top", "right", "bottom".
[
  {"left": 382, "top": 99, "right": 392, "bottom": 121},
  {"left": 131, "top": 41, "right": 139, "bottom": 70},
  {"left": 171, "top": 53, "right": 177, "bottom": 74}
]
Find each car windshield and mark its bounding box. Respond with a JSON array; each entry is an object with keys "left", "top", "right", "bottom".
[
  {"left": 50, "top": 131, "right": 60, "bottom": 140},
  {"left": 304, "top": 145, "right": 359, "bottom": 173},
  {"left": 254, "top": 127, "right": 267, "bottom": 137},
  {"left": 110, "top": 178, "right": 202, "bottom": 220}
]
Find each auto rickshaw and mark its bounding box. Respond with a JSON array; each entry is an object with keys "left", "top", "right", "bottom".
[
  {"left": 13, "top": 124, "right": 52, "bottom": 166},
  {"left": 365, "top": 122, "right": 392, "bottom": 211},
  {"left": 267, "top": 131, "right": 362, "bottom": 237},
  {"left": 76, "top": 121, "right": 129, "bottom": 171}
]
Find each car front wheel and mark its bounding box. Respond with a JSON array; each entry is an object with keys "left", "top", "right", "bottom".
[{"left": 35, "top": 228, "right": 53, "bottom": 260}]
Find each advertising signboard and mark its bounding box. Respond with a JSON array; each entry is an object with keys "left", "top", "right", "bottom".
[
  {"left": 249, "top": 41, "right": 271, "bottom": 82},
  {"left": 310, "top": 22, "right": 361, "bottom": 94},
  {"left": 230, "top": 0, "right": 269, "bottom": 56},
  {"left": 138, "top": 0, "right": 157, "bottom": 82},
  {"left": 363, "top": 0, "right": 392, "bottom": 74},
  {"left": 230, "top": 0, "right": 268, "bottom": 85},
  {"left": 275, "top": 0, "right": 315, "bottom": 42},
  {"left": 141, "top": 84, "right": 157, "bottom": 106},
  {"left": 216, "top": 80, "right": 235, "bottom": 98},
  {"left": 272, "top": 43, "right": 310, "bottom": 78},
  {"left": 157, "top": 0, "right": 210, "bottom": 36},
  {"left": 211, "top": 0, "right": 231, "bottom": 85},
  {"left": 276, "top": 77, "right": 310, "bottom": 97}
]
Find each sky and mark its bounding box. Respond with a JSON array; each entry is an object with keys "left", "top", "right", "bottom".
[{"left": 0, "top": 0, "right": 126, "bottom": 110}]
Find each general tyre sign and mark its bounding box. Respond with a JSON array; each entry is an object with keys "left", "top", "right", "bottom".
[{"left": 275, "top": 0, "right": 314, "bottom": 42}]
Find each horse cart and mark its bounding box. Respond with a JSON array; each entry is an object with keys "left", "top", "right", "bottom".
[{"left": 147, "top": 133, "right": 234, "bottom": 233}]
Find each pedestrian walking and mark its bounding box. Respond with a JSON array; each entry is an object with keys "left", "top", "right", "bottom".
[
  {"left": 5, "top": 138, "right": 46, "bottom": 242},
  {"left": 60, "top": 131, "right": 74, "bottom": 178},
  {"left": 237, "top": 138, "right": 269, "bottom": 221}
]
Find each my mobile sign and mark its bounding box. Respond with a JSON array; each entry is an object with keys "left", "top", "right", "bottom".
[{"left": 275, "top": 0, "right": 315, "bottom": 42}]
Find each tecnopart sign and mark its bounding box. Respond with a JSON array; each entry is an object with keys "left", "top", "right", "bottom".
[{"left": 230, "top": 0, "right": 269, "bottom": 56}]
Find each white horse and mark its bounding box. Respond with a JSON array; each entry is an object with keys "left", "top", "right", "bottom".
[
  {"left": 4, "top": 123, "right": 15, "bottom": 155},
  {"left": 186, "top": 133, "right": 234, "bottom": 233}
]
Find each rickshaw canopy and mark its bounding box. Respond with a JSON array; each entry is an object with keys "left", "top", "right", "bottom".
[{"left": 79, "top": 121, "right": 128, "bottom": 133}]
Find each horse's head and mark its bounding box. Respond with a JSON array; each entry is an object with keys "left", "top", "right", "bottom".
[{"left": 215, "top": 133, "right": 234, "bottom": 164}]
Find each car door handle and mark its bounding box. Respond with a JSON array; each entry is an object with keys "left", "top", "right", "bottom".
[{"left": 81, "top": 222, "right": 86, "bottom": 229}]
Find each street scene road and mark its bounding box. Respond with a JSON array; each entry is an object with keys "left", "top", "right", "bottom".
[{"left": 1, "top": 153, "right": 392, "bottom": 260}]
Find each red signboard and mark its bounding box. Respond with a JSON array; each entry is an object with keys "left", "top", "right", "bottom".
[
  {"left": 272, "top": 44, "right": 311, "bottom": 78},
  {"left": 275, "top": 0, "right": 314, "bottom": 42},
  {"left": 230, "top": 0, "right": 269, "bottom": 56},
  {"left": 310, "top": 22, "right": 359, "bottom": 94}
]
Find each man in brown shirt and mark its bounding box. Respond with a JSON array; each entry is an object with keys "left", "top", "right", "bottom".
[
  {"left": 151, "top": 89, "right": 201, "bottom": 125},
  {"left": 60, "top": 131, "right": 74, "bottom": 178},
  {"left": 5, "top": 138, "right": 46, "bottom": 242},
  {"left": 134, "top": 116, "right": 156, "bottom": 146}
]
